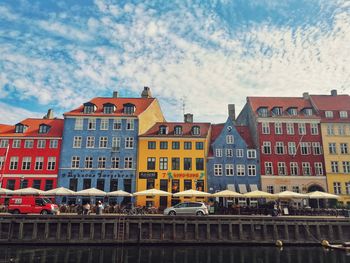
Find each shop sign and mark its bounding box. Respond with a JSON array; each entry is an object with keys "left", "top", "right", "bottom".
[{"left": 139, "top": 172, "right": 158, "bottom": 179}]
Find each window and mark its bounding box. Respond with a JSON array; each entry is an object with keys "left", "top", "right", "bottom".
[
  {"left": 9, "top": 157, "right": 18, "bottom": 170},
  {"left": 15, "top": 124, "right": 26, "bottom": 133},
  {"left": 300, "top": 142, "right": 310, "bottom": 155},
  {"left": 262, "top": 123, "right": 270, "bottom": 134},
  {"left": 71, "top": 156, "right": 80, "bottom": 168},
  {"left": 49, "top": 140, "right": 58, "bottom": 148},
  {"left": 247, "top": 150, "right": 256, "bottom": 159},
  {"left": 236, "top": 149, "right": 244, "bottom": 157},
  {"left": 45, "top": 180, "right": 53, "bottom": 191},
  {"left": 325, "top": 111, "right": 333, "bottom": 118},
  {"left": 87, "top": 118, "right": 96, "bottom": 130},
  {"left": 124, "top": 157, "right": 133, "bottom": 169},
  {"left": 147, "top": 157, "right": 156, "bottom": 170},
  {"left": 236, "top": 164, "right": 245, "bottom": 176},
  {"left": 275, "top": 142, "right": 285, "bottom": 155},
  {"left": 333, "top": 182, "right": 341, "bottom": 194},
  {"left": 343, "top": 161, "right": 350, "bottom": 173},
  {"left": 83, "top": 179, "right": 91, "bottom": 190},
  {"left": 159, "top": 157, "right": 168, "bottom": 170},
  {"left": 215, "top": 149, "right": 223, "bottom": 157},
  {"left": 340, "top": 111, "right": 348, "bottom": 118},
  {"left": 73, "top": 136, "right": 82, "bottom": 148},
  {"left": 304, "top": 109, "right": 313, "bottom": 116},
  {"left": 338, "top": 125, "right": 346, "bottom": 135},
  {"left": 290, "top": 162, "right": 298, "bottom": 176},
  {"left": 84, "top": 104, "right": 95, "bottom": 114},
  {"left": 160, "top": 141, "right": 168, "bottom": 149},
  {"left": 0, "top": 156, "right": 4, "bottom": 170},
  {"left": 292, "top": 186, "right": 300, "bottom": 193},
  {"left": 69, "top": 179, "right": 78, "bottom": 192},
  {"left": 328, "top": 143, "right": 336, "bottom": 154},
  {"left": 192, "top": 126, "right": 200, "bottom": 135},
  {"left": 226, "top": 135, "right": 234, "bottom": 144},
  {"left": 288, "top": 142, "right": 296, "bottom": 155},
  {"left": 265, "top": 162, "right": 273, "bottom": 175},
  {"left": 346, "top": 182, "right": 350, "bottom": 195},
  {"left": 35, "top": 157, "right": 44, "bottom": 170},
  {"left": 113, "top": 119, "right": 121, "bottom": 130},
  {"left": 24, "top": 140, "right": 34, "bottom": 148},
  {"left": 275, "top": 122, "right": 282, "bottom": 134},
  {"left": 196, "top": 142, "right": 204, "bottom": 150},
  {"left": 103, "top": 105, "right": 114, "bottom": 114},
  {"left": 6, "top": 179, "right": 15, "bottom": 190},
  {"left": 331, "top": 161, "right": 339, "bottom": 173},
  {"left": 85, "top": 157, "right": 93, "bottom": 168},
  {"left": 214, "top": 164, "right": 222, "bottom": 176},
  {"left": 286, "top": 123, "right": 294, "bottom": 135},
  {"left": 277, "top": 162, "right": 286, "bottom": 175},
  {"left": 86, "top": 136, "right": 95, "bottom": 148},
  {"left": 32, "top": 180, "right": 41, "bottom": 190},
  {"left": 146, "top": 179, "right": 155, "bottom": 189},
  {"left": 39, "top": 124, "right": 50, "bottom": 134},
  {"left": 174, "top": 126, "right": 183, "bottom": 135},
  {"left": 96, "top": 179, "right": 105, "bottom": 191},
  {"left": 126, "top": 119, "right": 134, "bottom": 130},
  {"left": 125, "top": 137, "right": 134, "bottom": 149},
  {"left": 280, "top": 186, "right": 287, "bottom": 192},
  {"left": 47, "top": 157, "right": 56, "bottom": 170},
  {"left": 172, "top": 158, "right": 180, "bottom": 170},
  {"left": 100, "top": 119, "right": 109, "bottom": 130},
  {"left": 289, "top": 108, "right": 297, "bottom": 116},
  {"left": 159, "top": 125, "right": 168, "bottom": 135},
  {"left": 37, "top": 140, "right": 45, "bottom": 148},
  {"left": 148, "top": 141, "right": 156, "bottom": 149},
  {"left": 310, "top": 124, "right": 318, "bottom": 135},
  {"left": 111, "top": 157, "right": 120, "bottom": 169},
  {"left": 340, "top": 143, "right": 348, "bottom": 154},
  {"left": 258, "top": 107, "right": 268, "bottom": 117},
  {"left": 112, "top": 137, "right": 121, "bottom": 151},
  {"left": 262, "top": 142, "right": 271, "bottom": 154},
  {"left": 184, "top": 180, "right": 192, "bottom": 190},
  {"left": 184, "top": 158, "right": 192, "bottom": 170},
  {"left": 327, "top": 124, "right": 334, "bottom": 135},
  {"left": 248, "top": 165, "right": 256, "bottom": 176},
  {"left": 226, "top": 149, "right": 233, "bottom": 157},
  {"left": 298, "top": 123, "right": 306, "bottom": 135},
  {"left": 196, "top": 158, "right": 204, "bottom": 170},
  {"left": 267, "top": 185, "right": 274, "bottom": 194},
  {"left": 22, "top": 157, "right": 31, "bottom": 170},
  {"left": 110, "top": 179, "right": 118, "bottom": 192},
  {"left": 98, "top": 157, "right": 106, "bottom": 169},
  {"left": 172, "top": 141, "right": 180, "bottom": 149},
  {"left": 20, "top": 179, "right": 28, "bottom": 189},
  {"left": 225, "top": 164, "right": 234, "bottom": 176},
  {"left": 75, "top": 118, "right": 83, "bottom": 130},
  {"left": 184, "top": 142, "right": 192, "bottom": 150},
  {"left": 274, "top": 107, "right": 283, "bottom": 115},
  {"left": 302, "top": 162, "right": 311, "bottom": 176},
  {"left": 99, "top": 137, "right": 108, "bottom": 148},
  {"left": 312, "top": 142, "right": 322, "bottom": 155},
  {"left": 13, "top": 139, "right": 21, "bottom": 148},
  {"left": 124, "top": 105, "right": 135, "bottom": 114},
  {"left": 314, "top": 163, "right": 323, "bottom": 176}
]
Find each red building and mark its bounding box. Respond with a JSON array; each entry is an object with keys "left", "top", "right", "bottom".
[
  {"left": 0, "top": 111, "right": 63, "bottom": 191},
  {"left": 237, "top": 94, "right": 326, "bottom": 195}
]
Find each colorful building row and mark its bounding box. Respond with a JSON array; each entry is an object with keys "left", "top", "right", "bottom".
[{"left": 0, "top": 88, "right": 349, "bottom": 206}]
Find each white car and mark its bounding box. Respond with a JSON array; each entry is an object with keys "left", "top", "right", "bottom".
[{"left": 164, "top": 202, "right": 209, "bottom": 216}]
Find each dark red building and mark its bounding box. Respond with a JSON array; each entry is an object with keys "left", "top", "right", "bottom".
[{"left": 0, "top": 111, "right": 63, "bottom": 191}]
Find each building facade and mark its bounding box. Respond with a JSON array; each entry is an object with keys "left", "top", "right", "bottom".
[
  {"left": 137, "top": 115, "right": 211, "bottom": 208},
  {"left": 57, "top": 88, "right": 164, "bottom": 203},
  {"left": 310, "top": 91, "right": 350, "bottom": 205},
  {"left": 0, "top": 111, "right": 63, "bottom": 191},
  {"left": 237, "top": 95, "right": 326, "bottom": 195}
]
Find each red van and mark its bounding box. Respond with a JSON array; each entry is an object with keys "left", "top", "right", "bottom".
[{"left": 8, "top": 196, "right": 59, "bottom": 215}]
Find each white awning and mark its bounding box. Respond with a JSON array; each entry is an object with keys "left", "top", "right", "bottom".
[
  {"left": 238, "top": 184, "right": 247, "bottom": 194},
  {"left": 250, "top": 184, "right": 258, "bottom": 191}
]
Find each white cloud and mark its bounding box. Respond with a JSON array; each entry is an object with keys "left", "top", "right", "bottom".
[{"left": 0, "top": 103, "right": 43, "bottom": 124}]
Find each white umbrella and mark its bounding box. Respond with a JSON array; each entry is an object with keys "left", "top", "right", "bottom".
[
  {"left": 13, "top": 187, "right": 45, "bottom": 195},
  {"left": 133, "top": 188, "right": 172, "bottom": 197},
  {"left": 43, "top": 187, "right": 76, "bottom": 196},
  {"left": 173, "top": 189, "right": 211, "bottom": 197},
  {"left": 107, "top": 190, "right": 132, "bottom": 197},
  {"left": 243, "top": 190, "right": 276, "bottom": 199},
  {"left": 212, "top": 190, "right": 243, "bottom": 198},
  {"left": 0, "top": 188, "right": 14, "bottom": 195},
  {"left": 307, "top": 191, "right": 340, "bottom": 199},
  {"left": 274, "top": 191, "right": 308, "bottom": 199},
  {"left": 76, "top": 188, "right": 106, "bottom": 196}
]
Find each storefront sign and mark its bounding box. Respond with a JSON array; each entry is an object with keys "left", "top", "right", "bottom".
[
  {"left": 61, "top": 171, "right": 134, "bottom": 178},
  {"left": 139, "top": 172, "right": 158, "bottom": 179}
]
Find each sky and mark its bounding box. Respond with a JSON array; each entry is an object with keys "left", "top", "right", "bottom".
[{"left": 0, "top": 0, "right": 349, "bottom": 124}]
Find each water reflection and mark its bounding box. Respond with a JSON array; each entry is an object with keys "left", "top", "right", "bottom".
[{"left": 0, "top": 245, "right": 348, "bottom": 263}]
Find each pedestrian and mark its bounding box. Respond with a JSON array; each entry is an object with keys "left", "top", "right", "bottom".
[
  {"left": 83, "top": 202, "right": 90, "bottom": 215},
  {"left": 97, "top": 201, "right": 103, "bottom": 215}
]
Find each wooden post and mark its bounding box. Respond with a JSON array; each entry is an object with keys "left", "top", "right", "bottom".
[
  {"left": 19, "top": 222, "right": 24, "bottom": 240},
  {"left": 32, "top": 223, "right": 38, "bottom": 240},
  {"left": 44, "top": 222, "right": 49, "bottom": 240}
]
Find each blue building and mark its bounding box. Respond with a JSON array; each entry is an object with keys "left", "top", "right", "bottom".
[
  {"left": 207, "top": 105, "right": 261, "bottom": 197},
  {"left": 58, "top": 88, "right": 165, "bottom": 204}
]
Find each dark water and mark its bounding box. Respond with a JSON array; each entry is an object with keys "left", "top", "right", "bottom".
[{"left": 0, "top": 245, "right": 349, "bottom": 263}]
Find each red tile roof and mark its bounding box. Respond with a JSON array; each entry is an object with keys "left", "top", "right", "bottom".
[
  {"left": 236, "top": 125, "right": 254, "bottom": 148},
  {"left": 64, "top": 97, "right": 155, "bottom": 117},
  {"left": 210, "top": 123, "right": 224, "bottom": 143},
  {"left": 0, "top": 118, "right": 64, "bottom": 137},
  {"left": 310, "top": 94, "right": 350, "bottom": 122},
  {"left": 140, "top": 122, "right": 211, "bottom": 138},
  {"left": 0, "top": 124, "right": 13, "bottom": 133}
]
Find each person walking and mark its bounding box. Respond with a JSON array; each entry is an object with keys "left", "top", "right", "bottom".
[
  {"left": 96, "top": 201, "right": 103, "bottom": 215},
  {"left": 83, "top": 202, "right": 90, "bottom": 215}
]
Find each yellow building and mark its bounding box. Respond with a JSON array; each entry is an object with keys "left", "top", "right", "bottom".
[
  {"left": 311, "top": 92, "right": 350, "bottom": 205},
  {"left": 137, "top": 115, "right": 211, "bottom": 208}
]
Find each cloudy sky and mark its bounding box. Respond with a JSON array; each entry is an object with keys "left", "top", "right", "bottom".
[{"left": 0, "top": 0, "right": 349, "bottom": 124}]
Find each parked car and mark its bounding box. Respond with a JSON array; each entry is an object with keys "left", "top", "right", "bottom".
[
  {"left": 8, "top": 196, "right": 59, "bottom": 215},
  {"left": 163, "top": 202, "right": 209, "bottom": 216}
]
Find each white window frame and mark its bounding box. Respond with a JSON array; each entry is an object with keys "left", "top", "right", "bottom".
[
  {"left": 214, "top": 164, "right": 222, "bottom": 176},
  {"left": 71, "top": 156, "right": 80, "bottom": 168},
  {"left": 286, "top": 123, "right": 294, "bottom": 135},
  {"left": 215, "top": 149, "right": 223, "bottom": 157},
  {"left": 73, "top": 136, "right": 82, "bottom": 148},
  {"left": 310, "top": 123, "right": 318, "bottom": 135},
  {"left": 125, "top": 137, "right": 134, "bottom": 149},
  {"left": 226, "top": 135, "right": 234, "bottom": 144},
  {"left": 87, "top": 118, "right": 96, "bottom": 130},
  {"left": 331, "top": 161, "right": 339, "bottom": 173},
  {"left": 288, "top": 142, "right": 296, "bottom": 156},
  {"left": 300, "top": 142, "right": 311, "bottom": 155},
  {"left": 111, "top": 157, "right": 120, "bottom": 169},
  {"left": 312, "top": 142, "right": 322, "bottom": 155},
  {"left": 37, "top": 140, "right": 46, "bottom": 149},
  {"left": 100, "top": 119, "right": 109, "bottom": 130},
  {"left": 333, "top": 182, "right": 341, "bottom": 194},
  {"left": 236, "top": 164, "right": 245, "bottom": 176},
  {"left": 22, "top": 157, "right": 31, "bottom": 170},
  {"left": 13, "top": 139, "right": 21, "bottom": 148},
  {"left": 262, "top": 142, "right": 271, "bottom": 154},
  {"left": 226, "top": 149, "right": 234, "bottom": 157},
  {"left": 265, "top": 162, "right": 273, "bottom": 175},
  {"left": 248, "top": 165, "right": 256, "bottom": 176},
  {"left": 74, "top": 118, "right": 83, "bottom": 130},
  {"left": 35, "top": 156, "right": 44, "bottom": 170},
  {"left": 302, "top": 162, "right": 311, "bottom": 176},
  {"left": 325, "top": 111, "right": 333, "bottom": 118},
  {"left": 275, "top": 122, "right": 283, "bottom": 134},
  {"left": 314, "top": 162, "right": 323, "bottom": 176},
  {"left": 225, "top": 164, "right": 234, "bottom": 176},
  {"left": 124, "top": 157, "right": 133, "bottom": 169},
  {"left": 236, "top": 149, "right": 244, "bottom": 157},
  {"left": 275, "top": 142, "right": 285, "bottom": 155},
  {"left": 277, "top": 162, "right": 286, "bottom": 175},
  {"left": 24, "top": 140, "right": 34, "bottom": 148},
  {"left": 290, "top": 162, "right": 298, "bottom": 176},
  {"left": 98, "top": 157, "right": 106, "bottom": 169},
  {"left": 126, "top": 119, "right": 134, "bottom": 130},
  {"left": 327, "top": 124, "right": 334, "bottom": 135},
  {"left": 340, "top": 111, "right": 348, "bottom": 118},
  {"left": 99, "top": 137, "right": 108, "bottom": 148},
  {"left": 298, "top": 123, "right": 306, "bottom": 135},
  {"left": 262, "top": 123, "right": 270, "bottom": 134},
  {"left": 113, "top": 119, "right": 122, "bottom": 130},
  {"left": 47, "top": 157, "right": 56, "bottom": 170},
  {"left": 86, "top": 136, "right": 95, "bottom": 148}
]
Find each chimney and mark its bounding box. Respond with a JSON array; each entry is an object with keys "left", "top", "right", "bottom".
[
  {"left": 141, "top": 87, "right": 152, "bottom": 98},
  {"left": 331, "top": 89, "right": 337, "bottom": 96},
  {"left": 112, "top": 91, "right": 118, "bottom": 98},
  {"left": 302, "top": 92, "right": 309, "bottom": 99},
  {"left": 44, "top": 109, "right": 54, "bottom": 119},
  {"left": 228, "top": 104, "right": 235, "bottom": 121},
  {"left": 184, "top": 113, "right": 193, "bottom": 123}
]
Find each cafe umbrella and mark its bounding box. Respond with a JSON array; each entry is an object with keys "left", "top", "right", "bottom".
[
  {"left": 0, "top": 188, "right": 14, "bottom": 196},
  {"left": 173, "top": 189, "right": 211, "bottom": 197},
  {"left": 212, "top": 190, "right": 243, "bottom": 198},
  {"left": 12, "top": 187, "right": 45, "bottom": 195},
  {"left": 75, "top": 188, "right": 107, "bottom": 197},
  {"left": 307, "top": 191, "right": 340, "bottom": 208},
  {"left": 107, "top": 190, "right": 133, "bottom": 197},
  {"left": 133, "top": 189, "right": 172, "bottom": 197},
  {"left": 274, "top": 191, "right": 309, "bottom": 199},
  {"left": 43, "top": 187, "right": 76, "bottom": 196}
]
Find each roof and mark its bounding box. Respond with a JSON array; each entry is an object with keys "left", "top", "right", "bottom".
[
  {"left": 0, "top": 124, "right": 13, "bottom": 133},
  {"left": 210, "top": 123, "right": 224, "bottom": 142},
  {"left": 0, "top": 118, "right": 64, "bottom": 137},
  {"left": 64, "top": 97, "right": 155, "bottom": 117},
  {"left": 310, "top": 94, "right": 350, "bottom": 122},
  {"left": 140, "top": 122, "right": 211, "bottom": 138},
  {"left": 236, "top": 125, "right": 254, "bottom": 148}
]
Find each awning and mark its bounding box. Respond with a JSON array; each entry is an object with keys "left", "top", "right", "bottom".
[
  {"left": 238, "top": 184, "right": 247, "bottom": 194},
  {"left": 250, "top": 184, "right": 258, "bottom": 191}
]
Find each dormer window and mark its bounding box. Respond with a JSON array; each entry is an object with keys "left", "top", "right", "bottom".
[
  {"left": 174, "top": 126, "right": 183, "bottom": 135},
  {"left": 273, "top": 107, "right": 283, "bottom": 116},
  {"left": 304, "top": 108, "right": 313, "bottom": 116},
  {"left": 288, "top": 108, "right": 298, "bottom": 116},
  {"left": 159, "top": 125, "right": 168, "bottom": 135},
  {"left": 123, "top": 103, "right": 135, "bottom": 114},
  {"left": 103, "top": 103, "right": 116, "bottom": 114},
  {"left": 325, "top": 111, "right": 333, "bottom": 118},
  {"left": 15, "top": 124, "right": 27, "bottom": 133},
  {"left": 192, "top": 126, "right": 200, "bottom": 135},
  {"left": 83, "top": 103, "right": 96, "bottom": 114},
  {"left": 339, "top": 111, "right": 348, "bottom": 118},
  {"left": 38, "top": 124, "right": 50, "bottom": 134},
  {"left": 258, "top": 107, "right": 268, "bottom": 117}
]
